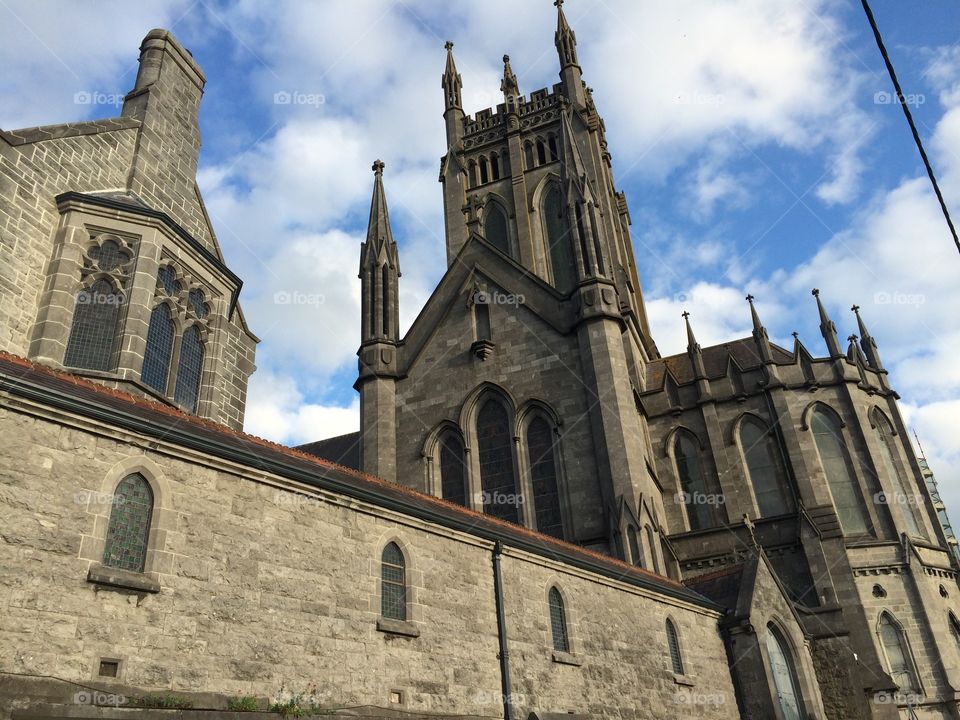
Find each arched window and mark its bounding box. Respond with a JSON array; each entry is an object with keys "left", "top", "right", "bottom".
[
  {"left": 811, "top": 408, "right": 872, "bottom": 536},
  {"left": 627, "top": 526, "right": 642, "bottom": 567},
  {"left": 477, "top": 399, "right": 520, "bottom": 524},
  {"left": 474, "top": 299, "right": 491, "bottom": 341},
  {"left": 548, "top": 134, "right": 558, "bottom": 161},
  {"left": 174, "top": 325, "right": 204, "bottom": 412},
  {"left": 102, "top": 473, "right": 153, "bottom": 572},
  {"left": 490, "top": 153, "right": 500, "bottom": 180},
  {"left": 469, "top": 160, "right": 478, "bottom": 188},
  {"left": 879, "top": 613, "right": 919, "bottom": 693},
  {"left": 548, "top": 587, "right": 569, "bottom": 652},
  {"left": 873, "top": 412, "right": 923, "bottom": 537},
  {"left": 666, "top": 619, "right": 684, "bottom": 675},
  {"left": 646, "top": 525, "right": 661, "bottom": 574},
  {"left": 64, "top": 279, "right": 122, "bottom": 371},
  {"left": 765, "top": 624, "right": 805, "bottom": 720},
  {"left": 543, "top": 185, "right": 576, "bottom": 292},
  {"left": 381, "top": 542, "right": 407, "bottom": 621},
  {"left": 526, "top": 416, "right": 563, "bottom": 538},
  {"left": 141, "top": 303, "right": 175, "bottom": 393},
  {"left": 674, "top": 432, "right": 719, "bottom": 530},
  {"left": 439, "top": 433, "right": 467, "bottom": 507},
  {"left": 479, "top": 156, "right": 489, "bottom": 184},
  {"left": 524, "top": 142, "right": 535, "bottom": 170},
  {"left": 949, "top": 613, "right": 960, "bottom": 649},
  {"left": 740, "top": 417, "right": 793, "bottom": 517},
  {"left": 536, "top": 139, "right": 547, "bottom": 166},
  {"left": 483, "top": 203, "right": 511, "bottom": 257}
]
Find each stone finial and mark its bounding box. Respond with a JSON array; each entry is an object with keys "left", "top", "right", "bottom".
[
  {"left": 444, "top": 40, "right": 454, "bottom": 51},
  {"left": 372, "top": 159, "right": 385, "bottom": 175}
]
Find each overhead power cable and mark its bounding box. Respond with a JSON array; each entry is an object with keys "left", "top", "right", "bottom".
[{"left": 861, "top": 0, "right": 960, "bottom": 257}]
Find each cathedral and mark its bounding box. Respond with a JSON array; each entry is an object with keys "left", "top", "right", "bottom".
[{"left": 0, "top": 5, "right": 958, "bottom": 720}]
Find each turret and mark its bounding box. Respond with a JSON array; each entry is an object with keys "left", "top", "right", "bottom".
[
  {"left": 852, "top": 304, "right": 885, "bottom": 372},
  {"left": 746, "top": 294, "right": 781, "bottom": 385},
  {"left": 555, "top": 0, "right": 586, "bottom": 107},
  {"left": 812, "top": 288, "right": 843, "bottom": 359},
  {"left": 441, "top": 41, "right": 464, "bottom": 146},
  {"left": 683, "top": 311, "right": 711, "bottom": 400},
  {"left": 501, "top": 54, "right": 521, "bottom": 120},
  {"left": 356, "top": 160, "right": 400, "bottom": 482}
]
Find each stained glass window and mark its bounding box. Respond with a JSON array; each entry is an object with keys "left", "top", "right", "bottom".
[
  {"left": 879, "top": 613, "right": 919, "bottom": 693},
  {"left": 477, "top": 400, "right": 520, "bottom": 524},
  {"left": 675, "top": 433, "right": 718, "bottom": 530},
  {"left": 141, "top": 304, "right": 174, "bottom": 393},
  {"left": 187, "top": 288, "right": 208, "bottom": 318},
  {"left": 102, "top": 473, "right": 153, "bottom": 572},
  {"left": 157, "top": 265, "right": 180, "bottom": 296},
  {"left": 64, "top": 279, "right": 122, "bottom": 371},
  {"left": 89, "top": 239, "right": 129, "bottom": 272},
  {"left": 812, "top": 409, "right": 872, "bottom": 536},
  {"left": 543, "top": 185, "right": 576, "bottom": 293},
  {"left": 667, "top": 619, "right": 684, "bottom": 674},
  {"left": 174, "top": 325, "right": 204, "bottom": 412},
  {"left": 766, "top": 624, "right": 804, "bottom": 720},
  {"left": 527, "top": 417, "right": 563, "bottom": 538},
  {"left": 549, "top": 587, "right": 569, "bottom": 653},
  {"left": 741, "top": 418, "right": 793, "bottom": 517},
  {"left": 874, "top": 413, "right": 923, "bottom": 537},
  {"left": 484, "top": 204, "right": 511, "bottom": 257},
  {"left": 439, "top": 434, "right": 467, "bottom": 507},
  {"left": 381, "top": 542, "right": 406, "bottom": 621}
]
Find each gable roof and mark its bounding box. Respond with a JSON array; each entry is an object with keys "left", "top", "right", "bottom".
[
  {"left": 0, "top": 352, "right": 719, "bottom": 611},
  {"left": 297, "top": 431, "right": 361, "bottom": 470},
  {"left": 644, "top": 337, "right": 795, "bottom": 389}
]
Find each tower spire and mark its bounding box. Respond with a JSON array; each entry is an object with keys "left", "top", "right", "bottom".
[
  {"left": 555, "top": 0, "right": 586, "bottom": 107},
  {"left": 501, "top": 54, "right": 521, "bottom": 113},
  {"left": 360, "top": 160, "right": 400, "bottom": 342},
  {"left": 746, "top": 293, "right": 774, "bottom": 364},
  {"left": 683, "top": 311, "right": 711, "bottom": 398},
  {"left": 811, "top": 288, "right": 843, "bottom": 359},
  {"left": 441, "top": 41, "right": 465, "bottom": 146},
  {"left": 851, "top": 304, "right": 885, "bottom": 372}
]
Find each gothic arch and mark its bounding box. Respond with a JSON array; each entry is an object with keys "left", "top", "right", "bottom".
[
  {"left": 517, "top": 400, "right": 569, "bottom": 539},
  {"left": 868, "top": 405, "right": 896, "bottom": 432},
  {"left": 729, "top": 410, "right": 770, "bottom": 446},
  {"left": 734, "top": 412, "right": 794, "bottom": 517},
  {"left": 876, "top": 610, "right": 922, "bottom": 693},
  {"left": 546, "top": 582, "right": 573, "bottom": 653},
  {"left": 661, "top": 425, "right": 704, "bottom": 459},
  {"left": 458, "top": 382, "right": 518, "bottom": 437},
  {"left": 481, "top": 194, "right": 514, "bottom": 258},
  {"left": 799, "top": 400, "right": 846, "bottom": 431},
  {"left": 528, "top": 171, "right": 563, "bottom": 214},
  {"left": 374, "top": 534, "right": 419, "bottom": 623},
  {"left": 421, "top": 420, "right": 468, "bottom": 503}
]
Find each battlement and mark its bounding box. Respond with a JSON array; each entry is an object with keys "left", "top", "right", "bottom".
[{"left": 462, "top": 83, "right": 564, "bottom": 137}]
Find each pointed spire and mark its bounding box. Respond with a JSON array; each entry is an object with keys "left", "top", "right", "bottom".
[
  {"left": 683, "top": 311, "right": 710, "bottom": 395},
  {"left": 501, "top": 54, "right": 520, "bottom": 111},
  {"left": 555, "top": 0, "right": 579, "bottom": 70},
  {"left": 811, "top": 288, "right": 843, "bottom": 358},
  {"left": 365, "top": 159, "right": 395, "bottom": 256},
  {"left": 852, "top": 304, "right": 885, "bottom": 371},
  {"left": 846, "top": 334, "right": 866, "bottom": 364},
  {"left": 441, "top": 40, "right": 462, "bottom": 111},
  {"left": 683, "top": 310, "right": 699, "bottom": 353},
  {"left": 746, "top": 293, "right": 774, "bottom": 365}
]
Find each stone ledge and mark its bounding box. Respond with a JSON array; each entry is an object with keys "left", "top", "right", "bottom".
[
  {"left": 87, "top": 563, "right": 160, "bottom": 594},
  {"left": 672, "top": 673, "right": 696, "bottom": 687},
  {"left": 376, "top": 617, "right": 420, "bottom": 638},
  {"left": 551, "top": 650, "right": 582, "bottom": 667}
]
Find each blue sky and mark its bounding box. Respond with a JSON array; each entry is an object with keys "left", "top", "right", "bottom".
[{"left": 2, "top": 0, "right": 959, "bottom": 516}]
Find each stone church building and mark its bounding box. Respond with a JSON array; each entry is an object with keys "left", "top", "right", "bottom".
[{"left": 0, "top": 5, "right": 957, "bottom": 720}]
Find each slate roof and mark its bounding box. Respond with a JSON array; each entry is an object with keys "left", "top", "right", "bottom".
[
  {"left": 644, "top": 337, "right": 795, "bottom": 389},
  {"left": 298, "top": 431, "right": 361, "bottom": 470}
]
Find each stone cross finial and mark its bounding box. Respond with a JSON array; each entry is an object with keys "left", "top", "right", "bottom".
[
  {"left": 554, "top": 0, "right": 563, "bottom": 7},
  {"left": 792, "top": 331, "right": 799, "bottom": 339},
  {"left": 681, "top": 310, "right": 690, "bottom": 320},
  {"left": 746, "top": 294, "right": 755, "bottom": 303},
  {"left": 445, "top": 40, "right": 454, "bottom": 51},
  {"left": 848, "top": 334, "right": 859, "bottom": 343},
  {"left": 372, "top": 159, "right": 385, "bottom": 175},
  {"left": 851, "top": 304, "right": 860, "bottom": 314},
  {"left": 811, "top": 288, "right": 820, "bottom": 297}
]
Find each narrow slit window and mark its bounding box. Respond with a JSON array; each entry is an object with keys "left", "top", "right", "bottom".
[{"left": 549, "top": 587, "right": 569, "bottom": 653}]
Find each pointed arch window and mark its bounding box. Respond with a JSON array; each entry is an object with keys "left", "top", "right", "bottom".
[
  {"left": 628, "top": 526, "right": 643, "bottom": 567},
  {"left": 479, "top": 156, "right": 489, "bottom": 184},
  {"left": 949, "top": 613, "right": 960, "bottom": 650},
  {"left": 536, "top": 139, "right": 547, "bottom": 166},
  {"left": 674, "top": 432, "right": 720, "bottom": 530},
  {"left": 483, "top": 203, "right": 511, "bottom": 257},
  {"left": 490, "top": 153, "right": 500, "bottom": 180},
  {"left": 526, "top": 416, "right": 563, "bottom": 538},
  {"left": 380, "top": 542, "right": 407, "bottom": 621},
  {"left": 879, "top": 613, "right": 919, "bottom": 693},
  {"left": 439, "top": 433, "right": 468, "bottom": 507},
  {"left": 873, "top": 412, "right": 923, "bottom": 537},
  {"left": 666, "top": 619, "right": 684, "bottom": 675},
  {"left": 765, "top": 624, "right": 805, "bottom": 720},
  {"left": 548, "top": 587, "right": 569, "bottom": 653},
  {"left": 548, "top": 133, "right": 558, "bottom": 161},
  {"left": 524, "top": 142, "right": 535, "bottom": 170},
  {"left": 477, "top": 399, "right": 520, "bottom": 524},
  {"left": 64, "top": 278, "right": 122, "bottom": 371},
  {"left": 141, "top": 303, "right": 175, "bottom": 393},
  {"left": 543, "top": 185, "right": 576, "bottom": 292},
  {"left": 740, "top": 417, "right": 794, "bottom": 517},
  {"left": 174, "top": 325, "right": 204, "bottom": 412},
  {"left": 102, "top": 473, "right": 153, "bottom": 573},
  {"left": 811, "top": 408, "right": 872, "bottom": 536}
]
